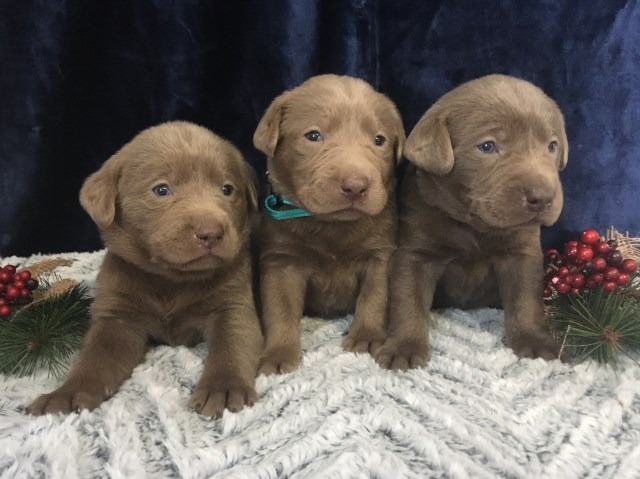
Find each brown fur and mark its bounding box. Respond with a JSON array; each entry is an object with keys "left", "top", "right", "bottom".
[
  {"left": 375, "top": 75, "right": 568, "bottom": 370},
  {"left": 28, "top": 121, "right": 262, "bottom": 418},
  {"left": 253, "top": 74, "right": 405, "bottom": 374}
]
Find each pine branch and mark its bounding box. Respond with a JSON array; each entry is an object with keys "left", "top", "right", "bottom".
[
  {"left": 549, "top": 286, "right": 640, "bottom": 370},
  {"left": 0, "top": 283, "right": 91, "bottom": 379}
]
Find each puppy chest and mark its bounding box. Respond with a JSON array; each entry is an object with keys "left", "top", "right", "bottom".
[
  {"left": 437, "top": 260, "right": 500, "bottom": 308},
  {"left": 150, "top": 293, "right": 214, "bottom": 346},
  {"left": 304, "top": 260, "right": 365, "bottom": 316}
]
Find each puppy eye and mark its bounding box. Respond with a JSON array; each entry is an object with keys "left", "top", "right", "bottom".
[
  {"left": 548, "top": 141, "right": 558, "bottom": 153},
  {"left": 374, "top": 135, "right": 386, "bottom": 146},
  {"left": 222, "top": 184, "right": 235, "bottom": 196},
  {"left": 152, "top": 184, "right": 172, "bottom": 197},
  {"left": 304, "top": 130, "right": 322, "bottom": 142},
  {"left": 477, "top": 141, "right": 497, "bottom": 154}
]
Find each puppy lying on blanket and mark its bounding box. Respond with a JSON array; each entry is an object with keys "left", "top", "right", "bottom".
[
  {"left": 253, "top": 74, "right": 405, "bottom": 375},
  {"left": 376, "top": 75, "right": 568, "bottom": 370},
  {"left": 29, "top": 122, "right": 262, "bottom": 417}
]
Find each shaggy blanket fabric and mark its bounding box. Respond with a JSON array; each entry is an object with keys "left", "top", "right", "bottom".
[{"left": 1, "top": 251, "right": 639, "bottom": 479}]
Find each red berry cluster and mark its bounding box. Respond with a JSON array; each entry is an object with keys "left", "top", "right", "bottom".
[
  {"left": 0, "top": 264, "right": 38, "bottom": 317},
  {"left": 544, "top": 229, "right": 638, "bottom": 298}
]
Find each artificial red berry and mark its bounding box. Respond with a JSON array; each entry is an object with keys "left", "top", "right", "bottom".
[
  {"left": 587, "top": 280, "right": 599, "bottom": 289},
  {"left": 616, "top": 273, "right": 630, "bottom": 286},
  {"left": 0, "top": 271, "right": 12, "bottom": 284},
  {"left": 570, "top": 258, "right": 585, "bottom": 266},
  {"left": 570, "top": 274, "right": 586, "bottom": 288},
  {"left": 0, "top": 305, "right": 11, "bottom": 317},
  {"left": 553, "top": 256, "right": 567, "bottom": 267},
  {"left": 602, "top": 281, "right": 617, "bottom": 292},
  {"left": 570, "top": 288, "right": 581, "bottom": 295},
  {"left": 25, "top": 278, "right": 39, "bottom": 291},
  {"left": 594, "top": 241, "right": 611, "bottom": 255},
  {"left": 556, "top": 282, "right": 571, "bottom": 293},
  {"left": 544, "top": 249, "right": 560, "bottom": 258},
  {"left": 607, "top": 250, "right": 623, "bottom": 267},
  {"left": 588, "top": 272, "right": 604, "bottom": 284},
  {"left": 604, "top": 267, "right": 620, "bottom": 281},
  {"left": 0, "top": 298, "right": 6, "bottom": 306},
  {"left": 621, "top": 259, "right": 638, "bottom": 273},
  {"left": 2, "top": 265, "right": 16, "bottom": 274},
  {"left": 576, "top": 247, "right": 594, "bottom": 261},
  {"left": 591, "top": 257, "right": 607, "bottom": 271},
  {"left": 543, "top": 287, "right": 553, "bottom": 298},
  {"left": 564, "top": 245, "right": 578, "bottom": 258},
  {"left": 580, "top": 229, "right": 600, "bottom": 245},
  {"left": 0, "top": 284, "right": 5, "bottom": 294},
  {"left": 557, "top": 266, "right": 570, "bottom": 277},
  {"left": 5, "top": 286, "right": 19, "bottom": 300},
  {"left": 12, "top": 280, "right": 25, "bottom": 290},
  {"left": 18, "top": 288, "right": 30, "bottom": 299},
  {"left": 549, "top": 276, "right": 561, "bottom": 285},
  {"left": 17, "top": 270, "right": 31, "bottom": 281}
]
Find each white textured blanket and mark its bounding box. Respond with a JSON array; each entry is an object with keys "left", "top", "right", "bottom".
[{"left": 1, "top": 250, "right": 639, "bottom": 479}]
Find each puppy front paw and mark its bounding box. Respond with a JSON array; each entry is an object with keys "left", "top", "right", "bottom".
[
  {"left": 257, "top": 346, "right": 302, "bottom": 376},
  {"left": 28, "top": 383, "right": 107, "bottom": 415},
  {"left": 189, "top": 377, "right": 257, "bottom": 419},
  {"left": 374, "top": 337, "right": 431, "bottom": 371},
  {"left": 343, "top": 328, "right": 385, "bottom": 354},
  {"left": 509, "top": 330, "right": 564, "bottom": 361}
]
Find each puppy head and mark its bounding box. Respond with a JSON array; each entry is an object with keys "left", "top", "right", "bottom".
[
  {"left": 80, "top": 121, "right": 257, "bottom": 278},
  {"left": 406, "top": 74, "right": 568, "bottom": 228},
  {"left": 254, "top": 74, "right": 405, "bottom": 221}
]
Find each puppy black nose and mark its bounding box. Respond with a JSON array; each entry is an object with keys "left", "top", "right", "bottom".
[
  {"left": 524, "top": 186, "right": 555, "bottom": 212},
  {"left": 195, "top": 223, "right": 224, "bottom": 248},
  {"left": 340, "top": 176, "right": 369, "bottom": 202}
]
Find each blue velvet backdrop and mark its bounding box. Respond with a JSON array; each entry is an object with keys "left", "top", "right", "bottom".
[{"left": 1, "top": 0, "right": 639, "bottom": 256}]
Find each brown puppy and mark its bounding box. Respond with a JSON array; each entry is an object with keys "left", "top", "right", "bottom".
[
  {"left": 253, "top": 74, "right": 405, "bottom": 375},
  {"left": 376, "top": 74, "right": 568, "bottom": 370},
  {"left": 29, "top": 121, "right": 262, "bottom": 417}
]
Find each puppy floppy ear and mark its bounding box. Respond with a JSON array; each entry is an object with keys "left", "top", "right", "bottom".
[
  {"left": 79, "top": 154, "right": 122, "bottom": 229},
  {"left": 253, "top": 93, "right": 288, "bottom": 157},
  {"left": 405, "top": 110, "right": 454, "bottom": 175}
]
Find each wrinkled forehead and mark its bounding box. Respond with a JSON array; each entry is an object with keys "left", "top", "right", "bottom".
[
  {"left": 448, "top": 98, "right": 563, "bottom": 144},
  {"left": 280, "top": 85, "right": 388, "bottom": 135},
  {"left": 121, "top": 138, "right": 244, "bottom": 184}
]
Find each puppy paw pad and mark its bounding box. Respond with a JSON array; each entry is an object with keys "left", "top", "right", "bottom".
[
  {"left": 189, "top": 382, "right": 256, "bottom": 418},
  {"left": 257, "top": 348, "right": 301, "bottom": 376},
  {"left": 343, "top": 331, "right": 384, "bottom": 354},
  {"left": 374, "top": 340, "right": 431, "bottom": 371}
]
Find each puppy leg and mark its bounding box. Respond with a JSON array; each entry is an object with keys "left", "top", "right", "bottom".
[
  {"left": 189, "top": 305, "right": 262, "bottom": 419},
  {"left": 257, "top": 265, "right": 306, "bottom": 375},
  {"left": 28, "top": 320, "right": 147, "bottom": 415},
  {"left": 343, "top": 257, "right": 389, "bottom": 354},
  {"left": 375, "top": 250, "right": 445, "bottom": 370},
  {"left": 494, "top": 254, "right": 563, "bottom": 360}
]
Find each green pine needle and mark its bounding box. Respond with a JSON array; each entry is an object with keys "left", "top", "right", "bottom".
[
  {"left": 550, "top": 283, "right": 640, "bottom": 370},
  {"left": 0, "top": 283, "right": 91, "bottom": 379}
]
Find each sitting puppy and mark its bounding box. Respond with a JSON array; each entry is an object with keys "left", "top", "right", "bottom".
[
  {"left": 29, "top": 122, "right": 262, "bottom": 417},
  {"left": 253, "top": 74, "right": 405, "bottom": 375},
  {"left": 376, "top": 74, "right": 568, "bottom": 370}
]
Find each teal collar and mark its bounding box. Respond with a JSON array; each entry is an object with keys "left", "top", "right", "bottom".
[{"left": 265, "top": 194, "right": 313, "bottom": 220}]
